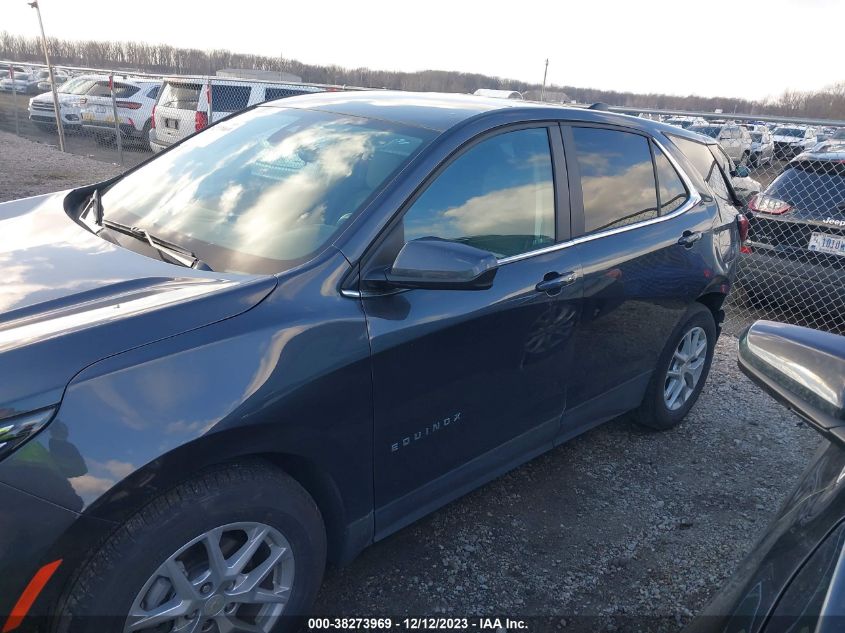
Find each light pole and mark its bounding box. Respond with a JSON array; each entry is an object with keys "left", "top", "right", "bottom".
[
  {"left": 540, "top": 58, "right": 549, "bottom": 102},
  {"left": 28, "top": 0, "right": 65, "bottom": 152}
]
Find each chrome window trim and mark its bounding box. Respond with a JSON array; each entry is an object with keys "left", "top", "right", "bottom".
[{"left": 497, "top": 136, "right": 701, "bottom": 266}]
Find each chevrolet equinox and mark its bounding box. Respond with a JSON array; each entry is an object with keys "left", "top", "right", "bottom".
[{"left": 0, "top": 92, "right": 745, "bottom": 632}]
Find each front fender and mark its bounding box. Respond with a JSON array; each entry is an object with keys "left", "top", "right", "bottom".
[{"left": 0, "top": 252, "right": 374, "bottom": 547}]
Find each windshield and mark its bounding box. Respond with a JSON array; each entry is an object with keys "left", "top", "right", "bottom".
[
  {"left": 833, "top": 129, "right": 845, "bottom": 140},
  {"left": 751, "top": 132, "right": 763, "bottom": 142},
  {"left": 774, "top": 127, "right": 803, "bottom": 137},
  {"left": 100, "top": 106, "right": 433, "bottom": 274},
  {"left": 689, "top": 126, "right": 721, "bottom": 138}
]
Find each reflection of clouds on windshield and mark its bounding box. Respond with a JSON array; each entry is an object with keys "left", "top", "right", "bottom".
[
  {"left": 416, "top": 182, "right": 554, "bottom": 238},
  {"left": 101, "top": 107, "right": 421, "bottom": 267}
]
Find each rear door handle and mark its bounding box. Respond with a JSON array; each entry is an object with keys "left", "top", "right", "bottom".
[
  {"left": 678, "top": 231, "right": 703, "bottom": 248},
  {"left": 536, "top": 271, "right": 578, "bottom": 294}
]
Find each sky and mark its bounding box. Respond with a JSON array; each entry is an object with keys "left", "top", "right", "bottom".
[{"left": 4, "top": 0, "right": 843, "bottom": 101}]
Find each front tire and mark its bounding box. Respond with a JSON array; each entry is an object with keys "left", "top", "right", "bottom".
[
  {"left": 635, "top": 303, "right": 716, "bottom": 431},
  {"left": 56, "top": 462, "right": 326, "bottom": 633}
]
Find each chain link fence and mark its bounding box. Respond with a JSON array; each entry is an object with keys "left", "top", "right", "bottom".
[
  {"left": 1, "top": 60, "right": 844, "bottom": 337},
  {"left": 0, "top": 60, "right": 368, "bottom": 169},
  {"left": 614, "top": 110, "right": 845, "bottom": 338}
]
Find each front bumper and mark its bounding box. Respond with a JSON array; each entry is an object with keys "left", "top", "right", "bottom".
[{"left": 0, "top": 481, "right": 114, "bottom": 624}]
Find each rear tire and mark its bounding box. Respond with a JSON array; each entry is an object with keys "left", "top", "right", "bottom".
[
  {"left": 635, "top": 303, "right": 716, "bottom": 431},
  {"left": 55, "top": 462, "right": 326, "bottom": 633}
]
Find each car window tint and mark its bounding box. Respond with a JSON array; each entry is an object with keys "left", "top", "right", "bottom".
[
  {"left": 86, "top": 82, "right": 112, "bottom": 97},
  {"left": 671, "top": 135, "right": 732, "bottom": 202},
  {"left": 147, "top": 85, "right": 159, "bottom": 99},
  {"left": 211, "top": 85, "right": 251, "bottom": 112},
  {"left": 572, "top": 127, "right": 657, "bottom": 234},
  {"left": 768, "top": 160, "right": 845, "bottom": 213},
  {"left": 403, "top": 128, "right": 555, "bottom": 259},
  {"left": 653, "top": 145, "right": 688, "bottom": 214}
]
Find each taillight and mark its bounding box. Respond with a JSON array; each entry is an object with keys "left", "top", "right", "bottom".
[
  {"left": 195, "top": 111, "right": 208, "bottom": 132},
  {"left": 150, "top": 105, "right": 155, "bottom": 129},
  {"left": 736, "top": 213, "right": 750, "bottom": 242},
  {"left": 115, "top": 100, "right": 142, "bottom": 110},
  {"left": 747, "top": 193, "right": 792, "bottom": 215}
]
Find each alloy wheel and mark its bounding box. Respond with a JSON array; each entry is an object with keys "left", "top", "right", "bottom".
[
  {"left": 663, "top": 326, "right": 708, "bottom": 411},
  {"left": 124, "top": 522, "right": 295, "bottom": 633}
]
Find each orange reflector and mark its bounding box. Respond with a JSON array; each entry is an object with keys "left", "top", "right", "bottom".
[{"left": 2, "top": 559, "right": 62, "bottom": 632}]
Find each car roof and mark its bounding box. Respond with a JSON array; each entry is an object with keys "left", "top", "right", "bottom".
[{"left": 258, "top": 90, "right": 716, "bottom": 138}]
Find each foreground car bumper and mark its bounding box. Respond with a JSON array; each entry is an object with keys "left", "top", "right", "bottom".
[
  {"left": 0, "top": 481, "right": 114, "bottom": 624},
  {"left": 739, "top": 249, "right": 845, "bottom": 311}
]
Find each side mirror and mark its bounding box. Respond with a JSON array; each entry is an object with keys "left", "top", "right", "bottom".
[
  {"left": 733, "top": 164, "right": 751, "bottom": 178},
  {"left": 377, "top": 238, "right": 498, "bottom": 291},
  {"left": 739, "top": 320, "right": 845, "bottom": 444}
]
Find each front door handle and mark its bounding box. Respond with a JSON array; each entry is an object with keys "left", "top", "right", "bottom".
[
  {"left": 536, "top": 271, "right": 578, "bottom": 294},
  {"left": 678, "top": 231, "right": 703, "bottom": 248}
]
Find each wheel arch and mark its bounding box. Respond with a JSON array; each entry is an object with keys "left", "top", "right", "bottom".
[{"left": 81, "top": 432, "right": 372, "bottom": 566}]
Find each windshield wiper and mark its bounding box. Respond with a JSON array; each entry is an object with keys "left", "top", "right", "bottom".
[{"left": 101, "top": 218, "right": 213, "bottom": 271}]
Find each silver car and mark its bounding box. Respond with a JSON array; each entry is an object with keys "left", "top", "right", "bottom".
[
  {"left": 749, "top": 128, "right": 775, "bottom": 166},
  {"left": 689, "top": 123, "right": 753, "bottom": 165}
]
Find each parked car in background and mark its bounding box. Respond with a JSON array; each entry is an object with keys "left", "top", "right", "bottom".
[
  {"left": 749, "top": 128, "right": 775, "bottom": 166},
  {"left": 35, "top": 69, "right": 69, "bottom": 92},
  {"left": 812, "top": 127, "right": 845, "bottom": 152},
  {"left": 149, "top": 77, "right": 325, "bottom": 152},
  {"left": 28, "top": 74, "right": 106, "bottom": 131},
  {"left": 686, "top": 320, "right": 845, "bottom": 633},
  {"left": 689, "top": 122, "right": 753, "bottom": 165},
  {"left": 79, "top": 77, "right": 162, "bottom": 146},
  {"left": 0, "top": 92, "right": 744, "bottom": 631},
  {"left": 741, "top": 146, "right": 845, "bottom": 313},
  {"left": 773, "top": 126, "right": 818, "bottom": 158},
  {"left": 665, "top": 116, "right": 708, "bottom": 129},
  {"left": 0, "top": 67, "right": 39, "bottom": 94}
]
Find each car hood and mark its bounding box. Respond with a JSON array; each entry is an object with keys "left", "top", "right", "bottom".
[
  {"left": 0, "top": 191, "right": 277, "bottom": 418},
  {"left": 773, "top": 135, "right": 803, "bottom": 143}
]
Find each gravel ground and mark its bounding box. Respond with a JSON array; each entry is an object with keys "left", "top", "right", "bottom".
[
  {"left": 0, "top": 130, "right": 122, "bottom": 202},
  {"left": 1, "top": 131, "right": 823, "bottom": 632}
]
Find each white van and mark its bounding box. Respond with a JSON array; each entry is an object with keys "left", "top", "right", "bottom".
[{"left": 149, "top": 77, "right": 325, "bottom": 152}]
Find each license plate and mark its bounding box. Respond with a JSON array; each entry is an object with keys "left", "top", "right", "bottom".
[
  {"left": 808, "top": 232, "right": 845, "bottom": 256},
  {"left": 95, "top": 105, "right": 107, "bottom": 114},
  {"left": 165, "top": 119, "right": 179, "bottom": 129},
  {"left": 82, "top": 112, "right": 93, "bottom": 121}
]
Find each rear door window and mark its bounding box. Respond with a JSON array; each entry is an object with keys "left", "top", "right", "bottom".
[
  {"left": 211, "top": 84, "right": 251, "bottom": 112},
  {"left": 571, "top": 127, "right": 658, "bottom": 234}
]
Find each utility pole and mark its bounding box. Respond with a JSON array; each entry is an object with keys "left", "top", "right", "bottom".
[
  {"left": 540, "top": 58, "right": 549, "bottom": 102},
  {"left": 28, "top": 0, "right": 65, "bottom": 152}
]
